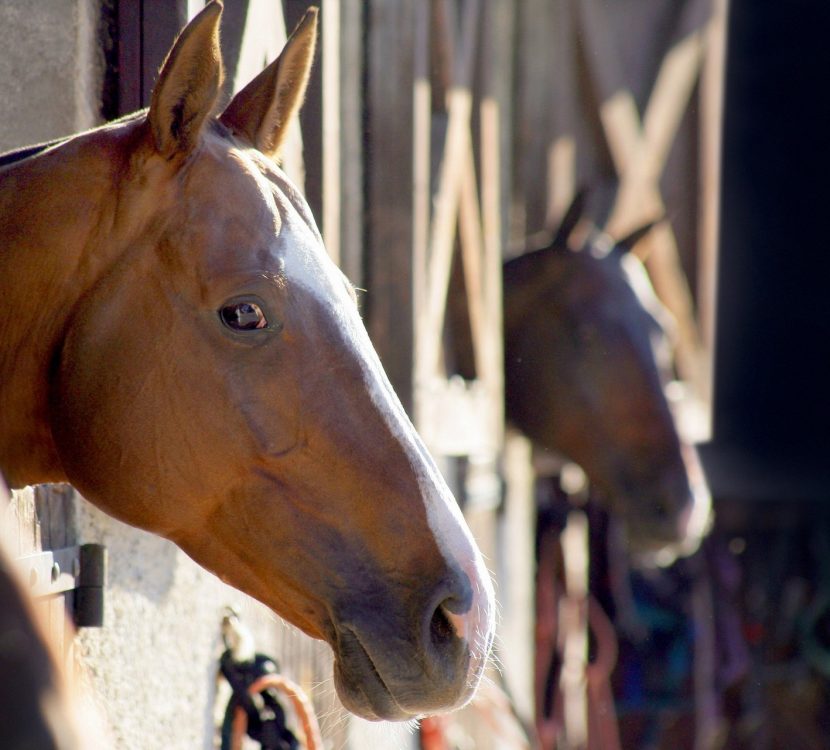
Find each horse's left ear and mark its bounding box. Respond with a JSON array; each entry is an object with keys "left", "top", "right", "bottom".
[
  {"left": 220, "top": 8, "right": 318, "bottom": 159},
  {"left": 551, "top": 187, "right": 590, "bottom": 249},
  {"left": 148, "top": 1, "right": 224, "bottom": 159},
  {"left": 614, "top": 217, "right": 663, "bottom": 255}
]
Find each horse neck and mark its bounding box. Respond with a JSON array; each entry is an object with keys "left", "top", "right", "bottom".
[{"left": 0, "top": 133, "right": 129, "bottom": 487}]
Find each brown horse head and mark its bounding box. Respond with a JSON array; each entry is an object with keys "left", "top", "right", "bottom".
[
  {"left": 0, "top": 3, "right": 494, "bottom": 720},
  {"left": 503, "top": 204, "right": 710, "bottom": 562}
]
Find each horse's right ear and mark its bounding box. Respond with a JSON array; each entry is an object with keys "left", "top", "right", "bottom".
[
  {"left": 551, "top": 187, "right": 590, "bottom": 249},
  {"left": 219, "top": 8, "right": 318, "bottom": 159},
  {"left": 148, "top": 2, "right": 224, "bottom": 160},
  {"left": 614, "top": 217, "right": 664, "bottom": 255}
]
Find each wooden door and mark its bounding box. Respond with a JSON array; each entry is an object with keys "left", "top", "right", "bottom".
[
  {"left": 366, "top": 0, "right": 512, "bottom": 477},
  {"left": 514, "top": 0, "right": 728, "bottom": 413}
]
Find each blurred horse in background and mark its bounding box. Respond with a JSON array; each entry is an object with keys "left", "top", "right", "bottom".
[
  {"left": 503, "top": 193, "right": 710, "bottom": 561},
  {"left": 504, "top": 194, "right": 724, "bottom": 749}
]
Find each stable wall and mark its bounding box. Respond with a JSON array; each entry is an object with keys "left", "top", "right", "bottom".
[{"left": 0, "top": 0, "right": 101, "bottom": 152}]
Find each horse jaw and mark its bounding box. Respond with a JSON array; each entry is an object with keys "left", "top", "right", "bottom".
[
  {"left": 652, "top": 444, "right": 713, "bottom": 566},
  {"left": 619, "top": 443, "right": 713, "bottom": 568}
]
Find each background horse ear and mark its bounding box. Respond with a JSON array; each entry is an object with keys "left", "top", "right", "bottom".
[
  {"left": 148, "top": 1, "right": 224, "bottom": 160},
  {"left": 551, "top": 187, "right": 590, "bottom": 249},
  {"left": 614, "top": 217, "right": 664, "bottom": 256},
  {"left": 219, "top": 8, "right": 318, "bottom": 159}
]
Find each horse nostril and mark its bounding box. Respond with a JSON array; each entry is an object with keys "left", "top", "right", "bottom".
[
  {"left": 429, "top": 592, "right": 471, "bottom": 648},
  {"left": 654, "top": 501, "right": 670, "bottom": 519},
  {"left": 417, "top": 571, "right": 489, "bottom": 702},
  {"left": 424, "top": 574, "right": 475, "bottom": 676},
  {"left": 430, "top": 605, "right": 456, "bottom": 649}
]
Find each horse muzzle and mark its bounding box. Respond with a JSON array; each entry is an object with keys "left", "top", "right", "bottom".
[
  {"left": 622, "top": 484, "right": 712, "bottom": 569},
  {"left": 329, "top": 569, "right": 494, "bottom": 721},
  {"left": 623, "top": 444, "right": 714, "bottom": 566}
]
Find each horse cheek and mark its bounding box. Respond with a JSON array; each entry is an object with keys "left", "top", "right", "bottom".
[{"left": 50, "top": 289, "right": 229, "bottom": 535}]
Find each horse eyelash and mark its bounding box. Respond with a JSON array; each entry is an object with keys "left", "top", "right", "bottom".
[
  {"left": 258, "top": 270, "right": 287, "bottom": 290},
  {"left": 350, "top": 285, "right": 366, "bottom": 310}
]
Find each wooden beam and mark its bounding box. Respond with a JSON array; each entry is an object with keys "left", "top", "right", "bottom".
[
  {"left": 417, "top": 0, "right": 481, "bottom": 383},
  {"left": 333, "top": 0, "right": 365, "bottom": 287},
  {"left": 322, "top": 1, "right": 342, "bottom": 266},
  {"left": 412, "top": 0, "right": 431, "bottom": 374},
  {"left": 576, "top": 0, "right": 711, "bottom": 395},
  {"left": 365, "top": 0, "right": 418, "bottom": 413},
  {"left": 480, "top": 0, "right": 513, "bottom": 445},
  {"left": 116, "top": 0, "right": 142, "bottom": 115},
  {"left": 420, "top": 88, "right": 473, "bottom": 380},
  {"left": 697, "top": 0, "right": 729, "bottom": 409}
]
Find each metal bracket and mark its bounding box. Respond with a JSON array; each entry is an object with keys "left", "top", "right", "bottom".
[{"left": 15, "top": 544, "right": 107, "bottom": 628}]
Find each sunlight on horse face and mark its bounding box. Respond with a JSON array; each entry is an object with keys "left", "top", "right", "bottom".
[
  {"left": 504, "top": 235, "right": 711, "bottom": 562},
  {"left": 0, "top": 4, "right": 494, "bottom": 722}
]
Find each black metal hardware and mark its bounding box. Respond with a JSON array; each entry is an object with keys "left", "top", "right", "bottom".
[{"left": 15, "top": 543, "right": 107, "bottom": 628}]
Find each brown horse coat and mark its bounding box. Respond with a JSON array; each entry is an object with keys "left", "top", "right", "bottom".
[
  {"left": 503, "top": 213, "right": 710, "bottom": 561},
  {"left": 0, "top": 3, "right": 494, "bottom": 722}
]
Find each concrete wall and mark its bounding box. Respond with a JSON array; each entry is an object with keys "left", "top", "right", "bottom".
[
  {"left": 0, "top": 0, "right": 101, "bottom": 152},
  {"left": 74, "top": 499, "right": 298, "bottom": 750}
]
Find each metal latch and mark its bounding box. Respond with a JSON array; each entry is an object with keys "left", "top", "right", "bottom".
[{"left": 16, "top": 544, "right": 106, "bottom": 627}]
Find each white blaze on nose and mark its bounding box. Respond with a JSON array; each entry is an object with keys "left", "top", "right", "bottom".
[{"left": 276, "top": 176, "right": 495, "bottom": 670}]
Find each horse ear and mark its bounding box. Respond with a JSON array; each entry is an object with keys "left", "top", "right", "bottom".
[
  {"left": 551, "top": 187, "right": 590, "bottom": 249},
  {"left": 219, "top": 8, "right": 318, "bottom": 158},
  {"left": 614, "top": 217, "right": 663, "bottom": 255},
  {"left": 148, "top": 2, "right": 224, "bottom": 160}
]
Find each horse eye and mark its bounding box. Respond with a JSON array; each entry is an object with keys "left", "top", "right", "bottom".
[{"left": 220, "top": 302, "right": 268, "bottom": 331}]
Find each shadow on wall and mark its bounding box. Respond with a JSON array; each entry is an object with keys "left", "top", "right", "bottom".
[{"left": 75, "top": 495, "right": 177, "bottom": 602}]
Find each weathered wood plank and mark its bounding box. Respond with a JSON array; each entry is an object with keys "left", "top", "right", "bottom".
[
  {"left": 321, "top": 0, "right": 364, "bottom": 285},
  {"left": 576, "top": 0, "right": 711, "bottom": 394},
  {"left": 365, "top": 0, "right": 418, "bottom": 413},
  {"left": 514, "top": 0, "right": 560, "bottom": 236},
  {"left": 697, "top": 0, "right": 729, "bottom": 408},
  {"left": 480, "top": 0, "right": 512, "bottom": 445},
  {"left": 35, "top": 483, "right": 74, "bottom": 550}
]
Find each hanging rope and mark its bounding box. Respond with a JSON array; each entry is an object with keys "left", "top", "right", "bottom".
[
  {"left": 218, "top": 608, "right": 323, "bottom": 750},
  {"left": 229, "top": 674, "right": 323, "bottom": 750}
]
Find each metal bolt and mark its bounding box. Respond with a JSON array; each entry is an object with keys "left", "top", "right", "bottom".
[{"left": 51, "top": 562, "right": 61, "bottom": 583}]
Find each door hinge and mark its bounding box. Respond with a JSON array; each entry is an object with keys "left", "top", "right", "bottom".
[{"left": 16, "top": 544, "right": 106, "bottom": 627}]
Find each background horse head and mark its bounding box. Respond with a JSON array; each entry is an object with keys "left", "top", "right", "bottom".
[
  {"left": 0, "top": 3, "right": 494, "bottom": 721},
  {"left": 503, "top": 195, "right": 710, "bottom": 562}
]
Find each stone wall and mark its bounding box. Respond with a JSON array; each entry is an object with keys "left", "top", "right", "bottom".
[
  {"left": 73, "top": 498, "right": 296, "bottom": 749},
  {"left": 0, "top": 0, "right": 102, "bottom": 152}
]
